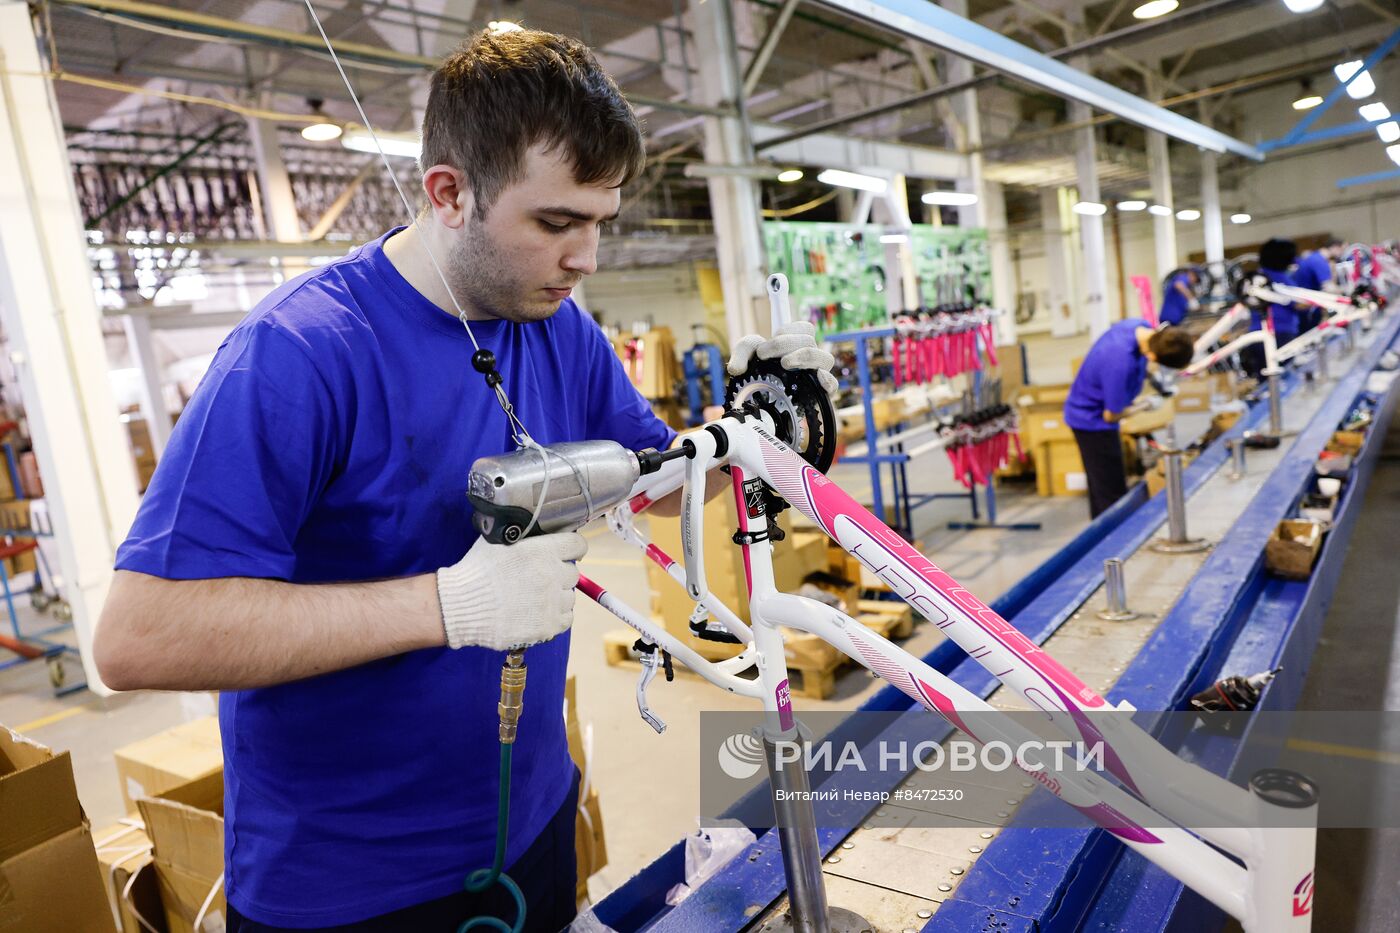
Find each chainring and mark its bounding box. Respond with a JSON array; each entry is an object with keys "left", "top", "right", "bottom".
[{"left": 726, "top": 358, "right": 838, "bottom": 474}]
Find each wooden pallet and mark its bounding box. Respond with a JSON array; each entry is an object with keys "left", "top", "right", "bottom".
[
  {"left": 855, "top": 599, "right": 916, "bottom": 640},
  {"left": 602, "top": 629, "right": 853, "bottom": 699}
]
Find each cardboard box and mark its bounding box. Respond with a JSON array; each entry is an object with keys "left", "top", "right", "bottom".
[
  {"left": 1145, "top": 449, "right": 1199, "bottom": 497},
  {"left": 137, "top": 772, "right": 225, "bottom": 933},
  {"left": 1029, "top": 438, "right": 1086, "bottom": 497},
  {"left": 1120, "top": 397, "right": 1176, "bottom": 436},
  {"left": 564, "top": 677, "right": 607, "bottom": 905},
  {"left": 1014, "top": 382, "right": 1072, "bottom": 408},
  {"left": 93, "top": 820, "right": 167, "bottom": 933},
  {"left": 1264, "top": 519, "right": 1324, "bottom": 580},
  {"left": 0, "top": 724, "right": 117, "bottom": 933},
  {"left": 1327, "top": 430, "right": 1365, "bottom": 455},
  {"left": 114, "top": 716, "right": 222, "bottom": 814}
]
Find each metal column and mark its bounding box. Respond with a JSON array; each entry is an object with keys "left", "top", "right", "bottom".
[
  {"left": 122, "top": 313, "right": 173, "bottom": 460},
  {"left": 1070, "top": 63, "right": 1110, "bottom": 338},
  {"left": 1146, "top": 73, "right": 1178, "bottom": 281},
  {"left": 983, "top": 181, "right": 1017, "bottom": 345},
  {"left": 1200, "top": 150, "right": 1225, "bottom": 266},
  {"left": 1042, "top": 187, "right": 1078, "bottom": 337},
  {"left": 690, "top": 0, "right": 767, "bottom": 342},
  {"left": 0, "top": 0, "right": 143, "bottom": 695}
]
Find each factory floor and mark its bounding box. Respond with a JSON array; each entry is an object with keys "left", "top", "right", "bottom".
[
  {"left": 1298, "top": 399, "right": 1400, "bottom": 933},
  {"left": 26, "top": 326, "right": 1387, "bottom": 923}
]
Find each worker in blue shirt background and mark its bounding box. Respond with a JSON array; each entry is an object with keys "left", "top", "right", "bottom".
[
  {"left": 1241, "top": 238, "right": 1310, "bottom": 377},
  {"left": 1064, "top": 320, "right": 1194, "bottom": 517},
  {"left": 94, "top": 28, "right": 836, "bottom": 933},
  {"left": 1292, "top": 237, "right": 1342, "bottom": 332},
  {"left": 1158, "top": 267, "right": 1201, "bottom": 326}
]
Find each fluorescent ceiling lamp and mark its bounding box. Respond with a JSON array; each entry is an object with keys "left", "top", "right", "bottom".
[
  {"left": 1176, "top": 208, "right": 1201, "bottom": 220},
  {"left": 1388, "top": 144, "right": 1400, "bottom": 166},
  {"left": 1359, "top": 101, "right": 1391, "bottom": 122},
  {"left": 921, "top": 190, "right": 979, "bottom": 206},
  {"left": 1072, "top": 201, "right": 1107, "bottom": 216},
  {"left": 1230, "top": 212, "right": 1252, "bottom": 224},
  {"left": 1335, "top": 61, "right": 1376, "bottom": 100},
  {"left": 301, "top": 122, "right": 342, "bottom": 142},
  {"left": 1117, "top": 200, "right": 1147, "bottom": 211},
  {"left": 816, "top": 168, "right": 887, "bottom": 193},
  {"left": 1148, "top": 204, "right": 1173, "bottom": 216},
  {"left": 1292, "top": 94, "right": 1323, "bottom": 110},
  {"left": 1378, "top": 121, "right": 1400, "bottom": 143},
  {"left": 777, "top": 168, "right": 804, "bottom": 183},
  {"left": 879, "top": 234, "right": 909, "bottom": 244},
  {"left": 1132, "top": 0, "right": 1178, "bottom": 18},
  {"left": 1282, "top": 0, "right": 1325, "bottom": 10},
  {"left": 341, "top": 128, "right": 421, "bottom": 159}
]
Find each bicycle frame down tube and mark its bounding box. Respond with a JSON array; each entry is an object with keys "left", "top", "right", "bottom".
[{"left": 712, "top": 416, "right": 1315, "bottom": 932}]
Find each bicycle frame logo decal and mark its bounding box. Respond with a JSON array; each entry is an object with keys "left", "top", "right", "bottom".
[{"left": 1293, "top": 872, "right": 1314, "bottom": 917}]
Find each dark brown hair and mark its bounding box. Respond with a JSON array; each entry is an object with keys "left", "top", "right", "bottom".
[
  {"left": 420, "top": 28, "right": 646, "bottom": 219},
  {"left": 1149, "top": 326, "right": 1194, "bottom": 369}
]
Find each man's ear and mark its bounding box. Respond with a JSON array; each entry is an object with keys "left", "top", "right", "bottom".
[{"left": 422, "top": 165, "right": 473, "bottom": 228}]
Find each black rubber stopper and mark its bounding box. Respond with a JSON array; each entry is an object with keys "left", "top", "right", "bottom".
[{"left": 471, "top": 349, "right": 496, "bottom": 374}]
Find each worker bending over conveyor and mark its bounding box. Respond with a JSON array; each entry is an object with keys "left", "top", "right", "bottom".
[{"left": 1064, "top": 320, "right": 1194, "bottom": 518}]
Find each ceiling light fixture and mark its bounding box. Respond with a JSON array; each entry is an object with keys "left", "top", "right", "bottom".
[
  {"left": 341, "top": 127, "right": 421, "bottom": 159},
  {"left": 1387, "top": 144, "right": 1400, "bottom": 166},
  {"left": 1117, "top": 200, "right": 1147, "bottom": 211},
  {"left": 301, "top": 122, "right": 342, "bottom": 142},
  {"left": 1230, "top": 212, "right": 1252, "bottom": 224},
  {"left": 1176, "top": 209, "right": 1201, "bottom": 220},
  {"left": 777, "top": 168, "right": 804, "bottom": 183},
  {"left": 1282, "top": 0, "right": 1325, "bottom": 11},
  {"left": 816, "top": 168, "right": 888, "bottom": 193},
  {"left": 1359, "top": 101, "right": 1391, "bottom": 122},
  {"left": 1378, "top": 121, "right": 1400, "bottom": 143},
  {"left": 1132, "top": 0, "right": 1179, "bottom": 19},
  {"left": 1072, "top": 201, "right": 1107, "bottom": 216},
  {"left": 1148, "top": 204, "right": 1173, "bottom": 216},
  {"left": 921, "top": 190, "right": 979, "bottom": 206},
  {"left": 299, "top": 98, "right": 341, "bottom": 142},
  {"left": 1335, "top": 60, "right": 1376, "bottom": 99}
]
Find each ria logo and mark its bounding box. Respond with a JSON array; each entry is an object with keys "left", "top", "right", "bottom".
[
  {"left": 1293, "top": 871, "right": 1314, "bottom": 917},
  {"left": 717, "top": 731, "right": 765, "bottom": 780}
]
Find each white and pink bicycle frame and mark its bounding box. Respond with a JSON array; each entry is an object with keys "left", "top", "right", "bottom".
[{"left": 573, "top": 301, "right": 1318, "bottom": 931}]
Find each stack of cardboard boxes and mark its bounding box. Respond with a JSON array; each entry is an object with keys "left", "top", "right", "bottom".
[
  {"left": 85, "top": 697, "right": 610, "bottom": 929},
  {"left": 0, "top": 724, "right": 116, "bottom": 933}
]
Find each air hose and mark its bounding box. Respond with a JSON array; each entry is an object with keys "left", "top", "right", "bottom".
[{"left": 458, "top": 651, "right": 529, "bottom": 933}]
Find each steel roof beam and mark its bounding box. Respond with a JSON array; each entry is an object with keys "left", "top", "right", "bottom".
[{"left": 806, "top": 0, "right": 1265, "bottom": 160}]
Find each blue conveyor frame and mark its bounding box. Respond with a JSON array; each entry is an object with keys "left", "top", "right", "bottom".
[{"left": 590, "top": 311, "right": 1400, "bottom": 932}]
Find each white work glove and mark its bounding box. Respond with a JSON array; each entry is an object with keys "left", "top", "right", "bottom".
[
  {"left": 728, "top": 321, "right": 840, "bottom": 395},
  {"left": 435, "top": 532, "right": 588, "bottom": 650}
]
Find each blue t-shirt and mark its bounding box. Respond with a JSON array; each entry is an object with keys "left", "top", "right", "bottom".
[
  {"left": 115, "top": 229, "right": 675, "bottom": 926},
  {"left": 1064, "top": 319, "right": 1148, "bottom": 432},
  {"left": 1292, "top": 251, "right": 1331, "bottom": 292},
  {"left": 1159, "top": 273, "right": 1192, "bottom": 325},
  {"left": 1250, "top": 267, "right": 1301, "bottom": 339}
]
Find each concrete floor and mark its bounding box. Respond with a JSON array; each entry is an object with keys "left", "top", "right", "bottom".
[
  {"left": 0, "top": 326, "right": 1280, "bottom": 918},
  {"left": 1297, "top": 399, "right": 1400, "bottom": 933}
]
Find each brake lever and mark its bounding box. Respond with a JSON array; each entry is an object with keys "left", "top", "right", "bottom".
[{"left": 633, "top": 640, "right": 669, "bottom": 734}]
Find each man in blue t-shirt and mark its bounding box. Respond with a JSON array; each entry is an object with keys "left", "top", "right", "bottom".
[
  {"left": 1292, "top": 237, "right": 1342, "bottom": 332},
  {"left": 94, "top": 28, "right": 835, "bottom": 933},
  {"left": 1063, "top": 321, "right": 1194, "bottom": 517},
  {"left": 1158, "top": 267, "right": 1200, "bottom": 326}
]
